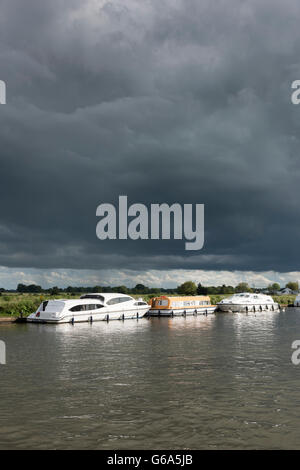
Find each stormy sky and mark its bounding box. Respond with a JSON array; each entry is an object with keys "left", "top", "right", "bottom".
[{"left": 1, "top": 0, "right": 300, "bottom": 288}]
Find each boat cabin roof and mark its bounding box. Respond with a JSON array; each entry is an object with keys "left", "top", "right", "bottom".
[
  {"left": 232, "top": 293, "right": 271, "bottom": 299},
  {"left": 153, "top": 295, "right": 211, "bottom": 302},
  {"left": 39, "top": 293, "right": 134, "bottom": 308},
  {"left": 79, "top": 293, "right": 133, "bottom": 302}
]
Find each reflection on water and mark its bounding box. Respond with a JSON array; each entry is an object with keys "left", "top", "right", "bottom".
[{"left": 1, "top": 310, "right": 300, "bottom": 449}]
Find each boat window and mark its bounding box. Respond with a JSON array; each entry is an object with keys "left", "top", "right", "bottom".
[
  {"left": 135, "top": 301, "right": 147, "bottom": 306},
  {"left": 107, "top": 298, "right": 121, "bottom": 305},
  {"left": 80, "top": 295, "right": 105, "bottom": 302},
  {"left": 42, "top": 301, "right": 48, "bottom": 311},
  {"left": 157, "top": 300, "right": 168, "bottom": 306},
  {"left": 118, "top": 297, "right": 133, "bottom": 303},
  {"left": 69, "top": 305, "right": 85, "bottom": 312},
  {"left": 69, "top": 304, "right": 103, "bottom": 312},
  {"left": 107, "top": 297, "right": 132, "bottom": 305}
]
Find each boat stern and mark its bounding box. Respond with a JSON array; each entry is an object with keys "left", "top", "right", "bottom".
[{"left": 27, "top": 300, "right": 67, "bottom": 323}]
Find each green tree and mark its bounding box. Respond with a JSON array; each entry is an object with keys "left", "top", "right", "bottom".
[
  {"left": 50, "top": 286, "right": 60, "bottom": 296},
  {"left": 224, "top": 285, "right": 235, "bottom": 294},
  {"left": 235, "top": 282, "right": 252, "bottom": 293},
  {"left": 65, "top": 286, "right": 75, "bottom": 293},
  {"left": 17, "top": 283, "right": 27, "bottom": 293},
  {"left": 28, "top": 284, "right": 42, "bottom": 293},
  {"left": 17, "top": 283, "right": 42, "bottom": 293},
  {"left": 197, "top": 283, "right": 208, "bottom": 295},
  {"left": 133, "top": 284, "right": 149, "bottom": 294},
  {"left": 177, "top": 281, "right": 197, "bottom": 296},
  {"left": 92, "top": 286, "right": 103, "bottom": 293},
  {"left": 114, "top": 285, "right": 128, "bottom": 294},
  {"left": 149, "top": 288, "right": 161, "bottom": 294},
  {"left": 285, "top": 282, "right": 299, "bottom": 291},
  {"left": 267, "top": 283, "right": 280, "bottom": 293},
  {"left": 215, "top": 284, "right": 233, "bottom": 294}
]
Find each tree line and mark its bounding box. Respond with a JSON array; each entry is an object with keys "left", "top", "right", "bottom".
[
  {"left": 14, "top": 283, "right": 176, "bottom": 296},
  {"left": 178, "top": 281, "right": 299, "bottom": 295},
  {"left": 4, "top": 280, "right": 299, "bottom": 297}
]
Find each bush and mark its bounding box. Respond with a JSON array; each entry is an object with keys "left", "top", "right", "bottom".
[
  {"left": 272, "top": 295, "right": 296, "bottom": 306},
  {"left": 177, "top": 281, "right": 197, "bottom": 296},
  {"left": 0, "top": 295, "right": 41, "bottom": 317}
]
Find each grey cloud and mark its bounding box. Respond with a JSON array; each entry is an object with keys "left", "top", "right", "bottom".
[{"left": 0, "top": 0, "right": 300, "bottom": 276}]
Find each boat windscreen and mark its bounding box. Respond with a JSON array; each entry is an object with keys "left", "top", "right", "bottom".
[
  {"left": 41, "top": 300, "right": 65, "bottom": 313},
  {"left": 80, "top": 294, "right": 104, "bottom": 303}
]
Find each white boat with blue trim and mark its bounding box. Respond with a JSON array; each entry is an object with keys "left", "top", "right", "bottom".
[{"left": 27, "top": 293, "right": 150, "bottom": 324}]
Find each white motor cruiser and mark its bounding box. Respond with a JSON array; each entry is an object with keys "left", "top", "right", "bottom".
[
  {"left": 294, "top": 294, "right": 300, "bottom": 307},
  {"left": 27, "top": 293, "right": 150, "bottom": 324},
  {"left": 217, "top": 293, "right": 279, "bottom": 313}
]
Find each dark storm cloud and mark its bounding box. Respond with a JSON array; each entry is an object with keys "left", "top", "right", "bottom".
[{"left": 1, "top": 0, "right": 300, "bottom": 273}]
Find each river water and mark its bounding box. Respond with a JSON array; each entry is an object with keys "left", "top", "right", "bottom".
[{"left": 1, "top": 309, "right": 300, "bottom": 449}]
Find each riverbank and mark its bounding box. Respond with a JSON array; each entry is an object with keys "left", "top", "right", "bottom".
[
  {"left": 0, "top": 316, "right": 16, "bottom": 323},
  {"left": 0, "top": 292, "right": 296, "bottom": 319}
]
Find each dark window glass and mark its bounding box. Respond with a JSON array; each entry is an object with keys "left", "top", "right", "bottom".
[
  {"left": 119, "top": 297, "right": 133, "bottom": 303},
  {"left": 107, "top": 298, "right": 120, "bottom": 305},
  {"left": 70, "top": 305, "right": 83, "bottom": 312},
  {"left": 80, "top": 294, "right": 105, "bottom": 302},
  {"left": 107, "top": 296, "right": 133, "bottom": 305},
  {"left": 69, "top": 304, "right": 103, "bottom": 312}
]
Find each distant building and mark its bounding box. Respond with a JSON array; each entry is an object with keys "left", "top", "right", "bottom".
[{"left": 276, "top": 287, "right": 298, "bottom": 295}]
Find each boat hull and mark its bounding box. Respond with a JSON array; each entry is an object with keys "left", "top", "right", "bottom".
[
  {"left": 148, "top": 306, "right": 216, "bottom": 317},
  {"left": 27, "top": 306, "right": 149, "bottom": 324},
  {"left": 217, "top": 303, "right": 279, "bottom": 313}
]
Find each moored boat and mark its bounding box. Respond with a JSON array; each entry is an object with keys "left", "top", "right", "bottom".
[
  {"left": 294, "top": 294, "right": 300, "bottom": 307},
  {"left": 148, "top": 295, "right": 216, "bottom": 316},
  {"left": 217, "top": 293, "right": 279, "bottom": 312},
  {"left": 27, "top": 293, "right": 150, "bottom": 324}
]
